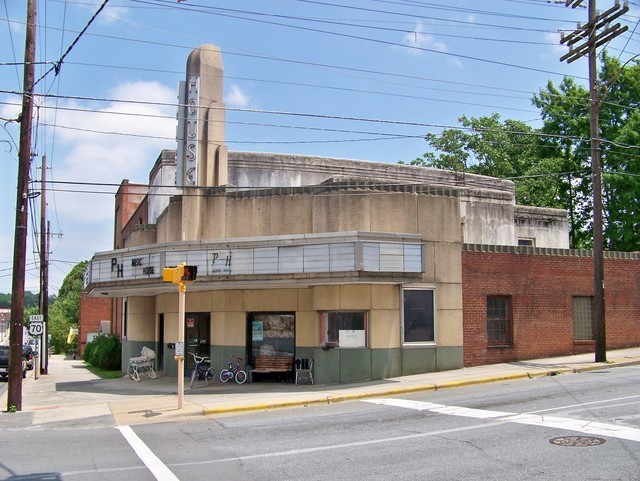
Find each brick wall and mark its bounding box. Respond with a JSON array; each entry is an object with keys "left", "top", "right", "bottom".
[
  {"left": 462, "top": 247, "right": 640, "bottom": 367},
  {"left": 78, "top": 294, "right": 113, "bottom": 356},
  {"left": 115, "top": 180, "right": 148, "bottom": 249}
]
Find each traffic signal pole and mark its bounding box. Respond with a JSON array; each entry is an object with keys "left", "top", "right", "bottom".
[
  {"left": 163, "top": 264, "right": 197, "bottom": 409},
  {"left": 177, "top": 282, "right": 185, "bottom": 409}
]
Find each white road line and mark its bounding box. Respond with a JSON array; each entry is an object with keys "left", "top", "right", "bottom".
[
  {"left": 364, "top": 398, "right": 640, "bottom": 442},
  {"left": 117, "top": 425, "right": 181, "bottom": 481},
  {"left": 170, "top": 420, "right": 506, "bottom": 467}
]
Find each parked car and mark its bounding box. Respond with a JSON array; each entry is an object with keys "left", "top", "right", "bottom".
[
  {"left": 22, "top": 344, "right": 34, "bottom": 370},
  {"left": 27, "top": 338, "right": 38, "bottom": 355},
  {"left": 0, "top": 345, "right": 27, "bottom": 380}
]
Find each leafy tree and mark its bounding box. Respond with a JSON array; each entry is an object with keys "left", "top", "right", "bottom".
[
  {"left": 532, "top": 76, "right": 592, "bottom": 248},
  {"left": 47, "top": 261, "right": 87, "bottom": 353},
  {"left": 534, "top": 53, "right": 640, "bottom": 251},
  {"left": 408, "top": 53, "right": 640, "bottom": 251},
  {"left": 0, "top": 291, "right": 41, "bottom": 309},
  {"left": 408, "top": 113, "right": 566, "bottom": 212},
  {"left": 0, "top": 293, "right": 10, "bottom": 308}
]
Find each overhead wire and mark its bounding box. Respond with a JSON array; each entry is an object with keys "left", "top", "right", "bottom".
[
  {"left": 2, "top": 1, "right": 638, "bottom": 269},
  {"left": 33, "top": 0, "right": 111, "bottom": 88},
  {"left": 2, "top": 0, "right": 21, "bottom": 89},
  {"left": 136, "top": 0, "right": 575, "bottom": 78}
]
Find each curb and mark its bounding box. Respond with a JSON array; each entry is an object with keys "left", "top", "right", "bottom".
[
  {"left": 202, "top": 360, "right": 640, "bottom": 416},
  {"left": 203, "top": 370, "right": 552, "bottom": 415}
]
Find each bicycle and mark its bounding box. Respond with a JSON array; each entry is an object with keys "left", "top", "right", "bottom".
[
  {"left": 189, "top": 352, "right": 215, "bottom": 388},
  {"left": 219, "top": 354, "right": 247, "bottom": 384}
]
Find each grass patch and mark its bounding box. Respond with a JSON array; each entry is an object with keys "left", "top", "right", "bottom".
[{"left": 84, "top": 363, "right": 123, "bottom": 379}]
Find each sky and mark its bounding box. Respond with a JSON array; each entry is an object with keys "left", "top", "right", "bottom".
[{"left": 1, "top": 0, "right": 639, "bottom": 296}]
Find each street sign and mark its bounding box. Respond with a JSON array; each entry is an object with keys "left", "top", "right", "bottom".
[
  {"left": 29, "top": 321, "right": 44, "bottom": 336},
  {"left": 29, "top": 315, "right": 43, "bottom": 323}
]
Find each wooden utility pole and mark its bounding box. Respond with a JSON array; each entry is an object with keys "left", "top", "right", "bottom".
[
  {"left": 39, "top": 156, "right": 49, "bottom": 374},
  {"left": 8, "top": 0, "right": 36, "bottom": 411},
  {"left": 560, "top": 0, "right": 628, "bottom": 363}
]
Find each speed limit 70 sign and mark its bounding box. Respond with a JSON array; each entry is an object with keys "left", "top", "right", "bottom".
[{"left": 29, "top": 321, "right": 44, "bottom": 336}]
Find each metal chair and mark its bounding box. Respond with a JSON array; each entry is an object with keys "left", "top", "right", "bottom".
[{"left": 295, "top": 358, "right": 313, "bottom": 385}]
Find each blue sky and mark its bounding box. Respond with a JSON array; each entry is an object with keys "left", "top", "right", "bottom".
[{"left": 1, "top": 0, "right": 639, "bottom": 294}]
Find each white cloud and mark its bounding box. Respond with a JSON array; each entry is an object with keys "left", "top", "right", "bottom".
[
  {"left": 225, "top": 85, "right": 250, "bottom": 107},
  {"left": 36, "top": 80, "right": 176, "bottom": 288},
  {"left": 74, "top": 0, "right": 131, "bottom": 25},
  {"left": 543, "top": 31, "right": 566, "bottom": 57}
]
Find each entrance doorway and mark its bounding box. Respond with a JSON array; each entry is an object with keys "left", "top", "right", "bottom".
[
  {"left": 158, "top": 313, "right": 164, "bottom": 371},
  {"left": 185, "top": 312, "right": 210, "bottom": 372},
  {"left": 248, "top": 312, "right": 295, "bottom": 369}
]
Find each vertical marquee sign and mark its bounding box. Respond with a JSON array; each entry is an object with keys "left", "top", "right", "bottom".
[{"left": 176, "top": 75, "right": 200, "bottom": 188}]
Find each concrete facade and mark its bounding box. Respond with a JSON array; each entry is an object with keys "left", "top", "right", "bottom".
[{"left": 83, "top": 44, "right": 628, "bottom": 385}]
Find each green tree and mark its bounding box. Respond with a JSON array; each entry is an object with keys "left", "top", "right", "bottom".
[
  {"left": 408, "top": 54, "right": 640, "bottom": 251},
  {"left": 47, "top": 261, "right": 87, "bottom": 353},
  {"left": 0, "top": 291, "right": 41, "bottom": 309},
  {"left": 534, "top": 53, "right": 640, "bottom": 251},
  {"left": 0, "top": 293, "right": 10, "bottom": 308},
  {"left": 532, "top": 76, "right": 592, "bottom": 248},
  {"left": 409, "top": 113, "right": 566, "bottom": 212}
]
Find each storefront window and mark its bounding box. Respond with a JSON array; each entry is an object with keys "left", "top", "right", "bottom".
[
  {"left": 403, "top": 289, "right": 435, "bottom": 343},
  {"left": 249, "top": 313, "right": 295, "bottom": 359},
  {"left": 320, "top": 312, "right": 367, "bottom": 348}
]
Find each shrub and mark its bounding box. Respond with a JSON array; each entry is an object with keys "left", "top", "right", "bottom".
[{"left": 83, "top": 335, "right": 121, "bottom": 371}]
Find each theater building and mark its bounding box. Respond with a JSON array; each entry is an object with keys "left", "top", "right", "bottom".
[{"left": 83, "top": 45, "right": 639, "bottom": 383}]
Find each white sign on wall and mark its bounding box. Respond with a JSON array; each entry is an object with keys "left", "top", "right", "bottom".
[{"left": 339, "top": 330, "right": 366, "bottom": 348}]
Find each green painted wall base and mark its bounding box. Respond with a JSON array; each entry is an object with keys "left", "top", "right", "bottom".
[{"left": 124, "top": 341, "right": 464, "bottom": 385}]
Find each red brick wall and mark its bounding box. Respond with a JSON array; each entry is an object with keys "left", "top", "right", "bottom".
[
  {"left": 462, "top": 250, "right": 640, "bottom": 367},
  {"left": 114, "top": 180, "right": 148, "bottom": 249},
  {"left": 78, "top": 294, "right": 113, "bottom": 356}
]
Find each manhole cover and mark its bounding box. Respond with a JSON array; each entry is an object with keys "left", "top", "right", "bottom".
[{"left": 550, "top": 436, "right": 606, "bottom": 447}]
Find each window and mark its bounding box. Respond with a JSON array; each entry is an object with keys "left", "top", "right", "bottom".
[
  {"left": 403, "top": 289, "right": 435, "bottom": 343},
  {"left": 487, "top": 296, "right": 512, "bottom": 346},
  {"left": 320, "top": 312, "right": 367, "bottom": 348},
  {"left": 518, "top": 238, "right": 535, "bottom": 247},
  {"left": 250, "top": 313, "right": 295, "bottom": 357},
  {"left": 573, "top": 296, "right": 594, "bottom": 341}
]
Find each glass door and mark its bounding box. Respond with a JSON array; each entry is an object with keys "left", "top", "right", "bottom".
[{"left": 185, "top": 312, "right": 210, "bottom": 371}]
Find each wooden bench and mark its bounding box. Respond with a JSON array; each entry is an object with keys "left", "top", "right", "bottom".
[{"left": 250, "top": 355, "right": 293, "bottom": 382}]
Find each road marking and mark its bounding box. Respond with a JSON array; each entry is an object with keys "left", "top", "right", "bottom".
[
  {"left": 117, "top": 425, "right": 181, "bottom": 481},
  {"left": 171, "top": 420, "right": 506, "bottom": 467},
  {"left": 363, "top": 398, "right": 640, "bottom": 442}
]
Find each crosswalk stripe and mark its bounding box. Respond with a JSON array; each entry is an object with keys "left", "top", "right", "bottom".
[{"left": 363, "top": 398, "right": 640, "bottom": 442}]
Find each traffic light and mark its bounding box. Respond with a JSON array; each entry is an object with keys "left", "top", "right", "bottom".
[
  {"left": 181, "top": 265, "right": 197, "bottom": 282},
  {"left": 163, "top": 267, "right": 176, "bottom": 283},
  {"left": 163, "top": 264, "right": 197, "bottom": 284}
]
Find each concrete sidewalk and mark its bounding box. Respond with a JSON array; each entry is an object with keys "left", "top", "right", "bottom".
[{"left": 1, "top": 348, "right": 639, "bottom": 428}]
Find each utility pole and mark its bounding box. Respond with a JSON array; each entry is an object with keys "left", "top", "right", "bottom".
[
  {"left": 39, "top": 156, "right": 49, "bottom": 374},
  {"left": 8, "top": 0, "right": 36, "bottom": 411},
  {"left": 560, "top": 0, "right": 628, "bottom": 363}
]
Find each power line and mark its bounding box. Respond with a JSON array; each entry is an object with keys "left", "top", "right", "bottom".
[{"left": 33, "top": 0, "right": 111, "bottom": 88}]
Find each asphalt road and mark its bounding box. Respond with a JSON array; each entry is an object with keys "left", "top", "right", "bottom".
[{"left": 1, "top": 365, "right": 640, "bottom": 480}]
